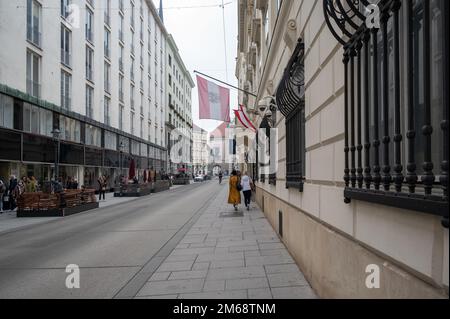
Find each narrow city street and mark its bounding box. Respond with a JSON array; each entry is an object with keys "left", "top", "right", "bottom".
[
  {"left": 0, "top": 180, "right": 313, "bottom": 299},
  {"left": 0, "top": 181, "right": 220, "bottom": 298}
]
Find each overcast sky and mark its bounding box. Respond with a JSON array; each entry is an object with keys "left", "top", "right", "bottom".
[{"left": 153, "top": 0, "right": 239, "bottom": 133}]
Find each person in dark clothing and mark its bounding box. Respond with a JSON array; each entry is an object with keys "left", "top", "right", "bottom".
[
  {"left": 98, "top": 176, "right": 106, "bottom": 201},
  {"left": 8, "top": 176, "right": 18, "bottom": 211}
]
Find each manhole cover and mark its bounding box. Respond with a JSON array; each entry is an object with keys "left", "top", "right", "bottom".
[{"left": 220, "top": 211, "right": 244, "bottom": 218}]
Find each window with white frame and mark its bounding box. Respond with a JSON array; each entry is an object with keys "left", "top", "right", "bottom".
[
  {"left": 61, "top": 24, "right": 72, "bottom": 66},
  {"left": 27, "top": 0, "right": 42, "bottom": 47},
  {"left": 26, "top": 49, "right": 40, "bottom": 98},
  {"left": 86, "top": 46, "right": 94, "bottom": 81},
  {"left": 60, "top": 70, "right": 71, "bottom": 110},
  {"left": 104, "top": 62, "right": 111, "bottom": 93},
  {"left": 86, "top": 85, "right": 94, "bottom": 118},
  {"left": 104, "top": 96, "right": 110, "bottom": 125},
  {"left": 104, "top": 28, "right": 111, "bottom": 58},
  {"left": 86, "top": 7, "right": 94, "bottom": 42},
  {"left": 61, "top": 0, "right": 71, "bottom": 19}
]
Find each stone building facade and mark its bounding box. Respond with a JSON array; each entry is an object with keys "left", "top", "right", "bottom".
[{"left": 236, "top": 0, "right": 448, "bottom": 298}]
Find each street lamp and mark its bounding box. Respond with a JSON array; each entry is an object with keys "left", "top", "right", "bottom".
[{"left": 51, "top": 128, "right": 61, "bottom": 181}]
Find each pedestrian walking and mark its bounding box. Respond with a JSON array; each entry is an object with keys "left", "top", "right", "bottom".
[
  {"left": 0, "top": 179, "right": 6, "bottom": 213},
  {"left": 98, "top": 176, "right": 106, "bottom": 201},
  {"left": 228, "top": 170, "right": 241, "bottom": 211},
  {"left": 241, "top": 172, "right": 254, "bottom": 211},
  {"left": 8, "top": 175, "right": 18, "bottom": 211}
]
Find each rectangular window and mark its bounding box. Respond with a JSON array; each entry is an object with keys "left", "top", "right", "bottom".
[
  {"left": 130, "top": 111, "right": 135, "bottom": 135},
  {"left": 23, "top": 103, "right": 52, "bottom": 136},
  {"left": 119, "top": 105, "right": 124, "bottom": 130},
  {"left": 130, "top": 84, "right": 135, "bottom": 109},
  {"left": 119, "top": 75, "right": 124, "bottom": 102},
  {"left": 85, "top": 124, "right": 101, "bottom": 147},
  {"left": 60, "top": 70, "right": 71, "bottom": 110},
  {"left": 104, "top": 0, "right": 111, "bottom": 26},
  {"left": 0, "top": 94, "right": 14, "bottom": 129},
  {"left": 61, "top": 0, "right": 71, "bottom": 19},
  {"left": 61, "top": 25, "right": 72, "bottom": 66},
  {"left": 130, "top": 0, "right": 135, "bottom": 27},
  {"left": 104, "top": 96, "right": 110, "bottom": 125},
  {"left": 86, "top": 7, "right": 94, "bottom": 42},
  {"left": 104, "top": 28, "right": 110, "bottom": 58},
  {"left": 86, "top": 46, "right": 94, "bottom": 81},
  {"left": 59, "top": 116, "right": 81, "bottom": 143},
  {"left": 327, "top": 0, "right": 449, "bottom": 219},
  {"left": 27, "top": 0, "right": 42, "bottom": 47},
  {"left": 26, "top": 50, "right": 41, "bottom": 98},
  {"left": 131, "top": 140, "right": 140, "bottom": 155},
  {"left": 105, "top": 130, "right": 117, "bottom": 150},
  {"left": 276, "top": 40, "right": 305, "bottom": 190},
  {"left": 86, "top": 85, "right": 94, "bottom": 118},
  {"left": 104, "top": 62, "right": 111, "bottom": 93}
]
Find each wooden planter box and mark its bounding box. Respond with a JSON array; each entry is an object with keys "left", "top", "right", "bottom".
[
  {"left": 17, "top": 189, "right": 99, "bottom": 217},
  {"left": 114, "top": 183, "right": 152, "bottom": 197},
  {"left": 152, "top": 180, "right": 170, "bottom": 193},
  {"left": 172, "top": 177, "right": 191, "bottom": 185}
]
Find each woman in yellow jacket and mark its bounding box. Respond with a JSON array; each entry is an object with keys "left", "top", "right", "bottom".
[{"left": 228, "top": 170, "right": 241, "bottom": 211}]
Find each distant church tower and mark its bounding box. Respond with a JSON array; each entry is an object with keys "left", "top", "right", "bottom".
[{"left": 158, "top": 0, "right": 164, "bottom": 23}]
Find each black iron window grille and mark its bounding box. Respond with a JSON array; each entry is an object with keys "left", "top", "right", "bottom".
[
  {"left": 276, "top": 39, "right": 306, "bottom": 191},
  {"left": 323, "top": 0, "right": 448, "bottom": 227}
]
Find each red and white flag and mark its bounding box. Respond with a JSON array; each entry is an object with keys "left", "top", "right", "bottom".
[
  {"left": 234, "top": 104, "right": 256, "bottom": 132},
  {"left": 197, "top": 75, "right": 230, "bottom": 122}
]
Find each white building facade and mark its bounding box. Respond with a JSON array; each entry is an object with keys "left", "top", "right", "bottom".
[
  {"left": 165, "top": 34, "right": 194, "bottom": 175},
  {"left": 236, "top": 0, "right": 448, "bottom": 298},
  {"left": 0, "top": 0, "right": 181, "bottom": 187}
]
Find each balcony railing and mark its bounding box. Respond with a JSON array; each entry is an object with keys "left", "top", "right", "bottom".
[
  {"left": 26, "top": 79, "right": 41, "bottom": 98},
  {"left": 27, "top": 25, "right": 42, "bottom": 47}
]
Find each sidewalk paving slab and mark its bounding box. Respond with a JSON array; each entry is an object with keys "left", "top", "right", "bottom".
[{"left": 134, "top": 184, "right": 318, "bottom": 299}]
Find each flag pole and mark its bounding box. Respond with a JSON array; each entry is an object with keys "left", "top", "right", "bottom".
[{"left": 194, "top": 70, "right": 258, "bottom": 97}]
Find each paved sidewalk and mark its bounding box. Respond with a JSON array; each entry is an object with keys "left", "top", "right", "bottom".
[{"left": 135, "top": 185, "right": 317, "bottom": 299}]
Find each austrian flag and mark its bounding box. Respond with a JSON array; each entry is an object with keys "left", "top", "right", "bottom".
[{"left": 197, "top": 75, "right": 230, "bottom": 122}]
